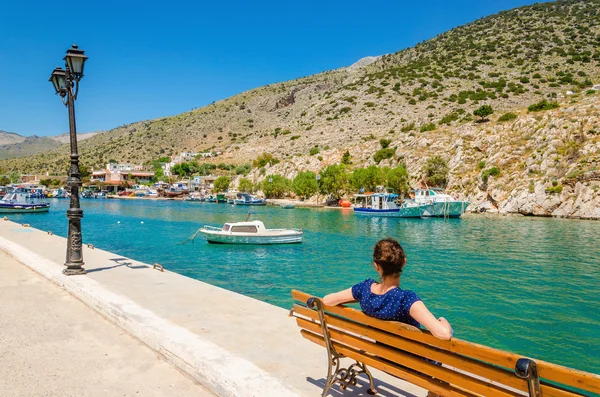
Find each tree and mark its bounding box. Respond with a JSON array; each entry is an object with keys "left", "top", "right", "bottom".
[
  {"left": 292, "top": 171, "right": 318, "bottom": 199},
  {"left": 423, "top": 156, "right": 449, "bottom": 187},
  {"left": 473, "top": 104, "right": 494, "bottom": 122},
  {"left": 351, "top": 166, "right": 386, "bottom": 192},
  {"left": 9, "top": 171, "right": 20, "bottom": 183},
  {"left": 319, "top": 165, "right": 349, "bottom": 198},
  {"left": 213, "top": 176, "right": 230, "bottom": 192},
  {"left": 40, "top": 179, "right": 52, "bottom": 187},
  {"left": 386, "top": 166, "right": 410, "bottom": 195},
  {"left": 238, "top": 177, "right": 253, "bottom": 193},
  {"left": 261, "top": 174, "right": 291, "bottom": 198},
  {"left": 0, "top": 176, "right": 10, "bottom": 185}
]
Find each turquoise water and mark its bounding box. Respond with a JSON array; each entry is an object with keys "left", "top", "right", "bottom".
[{"left": 8, "top": 198, "right": 600, "bottom": 375}]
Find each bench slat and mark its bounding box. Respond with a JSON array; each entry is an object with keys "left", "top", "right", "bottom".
[
  {"left": 294, "top": 305, "right": 577, "bottom": 397},
  {"left": 300, "top": 329, "right": 479, "bottom": 397},
  {"left": 292, "top": 289, "right": 600, "bottom": 394},
  {"left": 298, "top": 317, "right": 522, "bottom": 397}
]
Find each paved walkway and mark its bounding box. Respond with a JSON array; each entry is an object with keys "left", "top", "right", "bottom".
[
  {"left": 0, "top": 219, "right": 426, "bottom": 396},
  {"left": 0, "top": 250, "right": 214, "bottom": 397}
]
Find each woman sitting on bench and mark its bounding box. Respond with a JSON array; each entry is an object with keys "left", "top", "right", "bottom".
[{"left": 323, "top": 238, "right": 453, "bottom": 340}]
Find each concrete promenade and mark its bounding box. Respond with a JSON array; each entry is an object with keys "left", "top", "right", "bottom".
[
  {"left": 0, "top": 218, "right": 426, "bottom": 397},
  {"left": 0, "top": 250, "right": 212, "bottom": 396}
]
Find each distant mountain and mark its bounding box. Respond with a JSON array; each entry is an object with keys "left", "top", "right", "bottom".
[
  {"left": 0, "top": 130, "right": 25, "bottom": 145},
  {"left": 0, "top": 131, "right": 100, "bottom": 160}
]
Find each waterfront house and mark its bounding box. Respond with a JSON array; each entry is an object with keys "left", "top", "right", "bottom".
[{"left": 91, "top": 163, "right": 154, "bottom": 187}]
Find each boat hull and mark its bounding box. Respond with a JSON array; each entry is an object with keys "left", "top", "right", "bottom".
[
  {"left": 0, "top": 203, "right": 50, "bottom": 213},
  {"left": 200, "top": 231, "right": 302, "bottom": 245},
  {"left": 420, "top": 201, "right": 469, "bottom": 218},
  {"left": 234, "top": 201, "right": 267, "bottom": 206},
  {"left": 354, "top": 208, "right": 400, "bottom": 217}
]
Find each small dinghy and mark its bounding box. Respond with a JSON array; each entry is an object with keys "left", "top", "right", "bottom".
[
  {"left": 280, "top": 203, "right": 296, "bottom": 209},
  {"left": 199, "top": 220, "right": 302, "bottom": 245}
]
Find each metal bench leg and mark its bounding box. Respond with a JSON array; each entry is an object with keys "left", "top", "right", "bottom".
[
  {"left": 307, "top": 297, "right": 378, "bottom": 396},
  {"left": 362, "top": 363, "right": 378, "bottom": 395},
  {"left": 515, "top": 358, "right": 542, "bottom": 397}
]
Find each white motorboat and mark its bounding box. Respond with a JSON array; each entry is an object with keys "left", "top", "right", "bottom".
[
  {"left": 199, "top": 220, "right": 303, "bottom": 244},
  {"left": 413, "top": 188, "right": 469, "bottom": 218}
]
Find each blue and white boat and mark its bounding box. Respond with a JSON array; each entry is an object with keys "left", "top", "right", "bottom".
[
  {"left": 353, "top": 187, "right": 421, "bottom": 218},
  {"left": 234, "top": 193, "right": 267, "bottom": 206},
  {"left": 413, "top": 188, "right": 469, "bottom": 218},
  {"left": 0, "top": 190, "right": 50, "bottom": 213}
]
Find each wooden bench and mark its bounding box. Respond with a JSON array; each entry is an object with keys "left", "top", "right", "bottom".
[{"left": 290, "top": 290, "right": 600, "bottom": 397}]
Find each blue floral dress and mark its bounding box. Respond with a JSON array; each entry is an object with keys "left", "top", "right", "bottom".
[{"left": 351, "top": 278, "right": 421, "bottom": 327}]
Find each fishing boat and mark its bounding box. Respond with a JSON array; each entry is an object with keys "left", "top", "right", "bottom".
[
  {"left": 0, "top": 190, "right": 50, "bottom": 213},
  {"left": 164, "top": 188, "right": 184, "bottom": 198},
  {"left": 413, "top": 188, "right": 469, "bottom": 218},
  {"left": 353, "top": 187, "right": 421, "bottom": 218},
  {"left": 185, "top": 193, "right": 202, "bottom": 201},
  {"left": 199, "top": 220, "right": 302, "bottom": 244},
  {"left": 234, "top": 193, "right": 267, "bottom": 206}
]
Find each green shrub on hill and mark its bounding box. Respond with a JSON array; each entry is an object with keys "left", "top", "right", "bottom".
[
  {"left": 379, "top": 139, "right": 392, "bottom": 149},
  {"left": 528, "top": 100, "right": 559, "bottom": 112},
  {"left": 253, "top": 153, "right": 280, "bottom": 168},
  {"left": 481, "top": 166, "right": 500, "bottom": 183},
  {"left": 498, "top": 112, "right": 517, "bottom": 122},
  {"left": 420, "top": 123, "right": 436, "bottom": 132},
  {"left": 374, "top": 148, "right": 396, "bottom": 164},
  {"left": 341, "top": 151, "right": 352, "bottom": 165},
  {"left": 474, "top": 104, "right": 494, "bottom": 122}
]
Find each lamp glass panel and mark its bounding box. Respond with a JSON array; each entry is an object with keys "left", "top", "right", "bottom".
[
  {"left": 55, "top": 73, "right": 67, "bottom": 90},
  {"left": 69, "top": 57, "right": 85, "bottom": 75}
]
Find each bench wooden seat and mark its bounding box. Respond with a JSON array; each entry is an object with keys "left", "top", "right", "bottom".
[{"left": 290, "top": 290, "right": 600, "bottom": 397}]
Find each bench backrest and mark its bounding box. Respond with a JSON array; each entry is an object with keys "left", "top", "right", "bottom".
[{"left": 291, "top": 290, "right": 600, "bottom": 397}]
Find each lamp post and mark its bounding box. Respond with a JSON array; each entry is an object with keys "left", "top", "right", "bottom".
[{"left": 49, "top": 44, "right": 88, "bottom": 276}]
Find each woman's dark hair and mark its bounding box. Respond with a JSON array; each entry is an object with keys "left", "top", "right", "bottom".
[{"left": 373, "top": 238, "right": 406, "bottom": 278}]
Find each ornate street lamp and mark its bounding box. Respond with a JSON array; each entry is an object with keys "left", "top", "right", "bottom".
[{"left": 49, "top": 44, "right": 88, "bottom": 275}]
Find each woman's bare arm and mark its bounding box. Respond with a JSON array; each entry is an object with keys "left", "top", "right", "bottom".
[
  {"left": 409, "top": 301, "right": 453, "bottom": 340},
  {"left": 322, "top": 288, "right": 355, "bottom": 306}
]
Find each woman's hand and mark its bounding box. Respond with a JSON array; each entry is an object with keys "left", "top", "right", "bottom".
[{"left": 410, "top": 302, "right": 453, "bottom": 340}]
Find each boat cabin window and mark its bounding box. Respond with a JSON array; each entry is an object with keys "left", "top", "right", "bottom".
[
  {"left": 223, "top": 224, "right": 230, "bottom": 231},
  {"left": 231, "top": 225, "right": 258, "bottom": 233}
]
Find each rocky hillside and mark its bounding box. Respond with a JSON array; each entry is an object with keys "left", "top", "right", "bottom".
[{"left": 1, "top": 0, "right": 600, "bottom": 218}]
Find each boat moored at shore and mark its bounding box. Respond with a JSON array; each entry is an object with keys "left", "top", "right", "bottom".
[
  {"left": 234, "top": 193, "right": 267, "bottom": 206},
  {"left": 199, "top": 220, "right": 302, "bottom": 244},
  {"left": 413, "top": 188, "right": 469, "bottom": 218},
  {"left": 0, "top": 191, "right": 50, "bottom": 213}
]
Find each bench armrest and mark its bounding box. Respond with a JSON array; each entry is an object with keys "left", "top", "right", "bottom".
[{"left": 515, "top": 358, "right": 541, "bottom": 397}]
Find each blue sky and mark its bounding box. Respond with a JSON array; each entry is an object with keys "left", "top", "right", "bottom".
[{"left": 0, "top": 0, "right": 549, "bottom": 136}]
